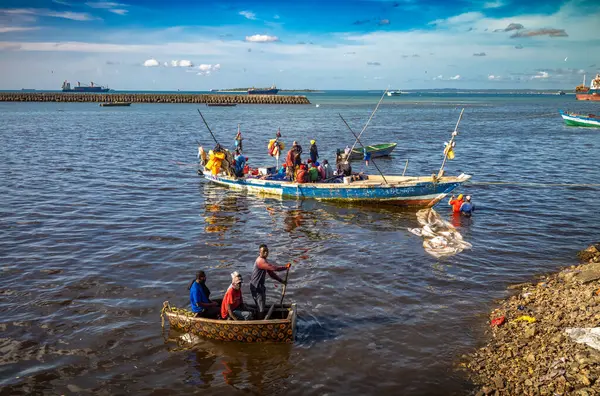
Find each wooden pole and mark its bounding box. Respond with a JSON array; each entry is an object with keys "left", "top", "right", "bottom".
[
  {"left": 264, "top": 264, "right": 291, "bottom": 320},
  {"left": 197, "top": 109, "right": 220, "bottom": 146},
  {"left": 348, "top": 89, "right": 388, "bottom": 156},
  {"left": 437, "top": 108, "right": 464, "bottom": 180},
  {"left": 339, "top": 114, "right": 389, "bottom": 184}
]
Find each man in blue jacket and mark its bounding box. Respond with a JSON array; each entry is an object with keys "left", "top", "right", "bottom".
[
  {"left": 460, "top": 195, "right": 475, "bottom": 217},
  {"left": 189, "top": 271, "right": 220, "bottom": 318}
]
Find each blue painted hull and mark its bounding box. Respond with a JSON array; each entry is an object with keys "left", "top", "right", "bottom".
[{"left": 201, "top": 171, "right": 471, "bottom": 207}]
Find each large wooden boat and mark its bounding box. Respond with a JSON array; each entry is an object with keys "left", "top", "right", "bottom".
[
  {"left": 560, "top": 110, "right": 600, "bottom": 128},
  {"left": 162, "top": 301, "right": 297, "bottom": 343},
  {"left": 200, "top": 171, "right": 471, "bottom": 207},
  {"left": 340, "top": 142, "right": 397, "bottom": 161}
]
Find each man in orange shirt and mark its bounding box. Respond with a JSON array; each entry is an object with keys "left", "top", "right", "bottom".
[
  {"left": 221, "top": 271, "right": 253, "bottom": 321},
  {"left": 448, "top": 194, "right": 464, "bottom": 213}
]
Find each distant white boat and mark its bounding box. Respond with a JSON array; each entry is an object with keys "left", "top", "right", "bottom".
[
  {"left": 316, "top": 104, "right": 320, "bottom": 107},
  {"left": 387, "top": 91, "right": 401, "bottom": 96}
]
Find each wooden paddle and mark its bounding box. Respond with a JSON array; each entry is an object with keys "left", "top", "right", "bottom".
[{"left": 264, "top": 263, "right": 291, "bottom": 320}]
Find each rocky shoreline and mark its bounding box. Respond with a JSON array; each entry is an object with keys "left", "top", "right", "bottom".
[{"left": 461, "top": 243, "right": 600, "bottom": 395}]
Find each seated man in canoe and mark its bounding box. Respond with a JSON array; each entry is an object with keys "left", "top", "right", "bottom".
[
  {"left": 189, "top": 270, "right": 220, "bottom": 318},
  {"left": 221, "top": 271, "right": 254, "bottom": 321}
]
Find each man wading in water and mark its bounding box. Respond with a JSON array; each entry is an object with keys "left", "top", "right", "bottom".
[{"left": 250, "top": 244, "right": 290, "bottom": 319}]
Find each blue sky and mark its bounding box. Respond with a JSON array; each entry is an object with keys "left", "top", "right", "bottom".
[{"left": 0, "top": 0, "right": 598, "bottom": 90}]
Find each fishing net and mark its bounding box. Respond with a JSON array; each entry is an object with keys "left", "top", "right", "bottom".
[{"left": 408, "top": 208, "right": 472, "bottom": 258}]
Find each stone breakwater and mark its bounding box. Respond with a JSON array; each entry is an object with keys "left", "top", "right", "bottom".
[
  {"left": 0, "top": 92, "right": 311, "bottom": 105},
  {"left": 461, "top": 243, "right": 600, "bottom": 395}
]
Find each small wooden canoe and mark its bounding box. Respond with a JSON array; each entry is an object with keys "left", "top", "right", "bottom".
[
  {"left": 162, "top": 301, "right": 297, "bottom": 343},
  {"left": 100, "top": 102, "right": 131, "bottom": 107},
  {"left": 206, "top": 103, "right": 237, "bottom": 107},
  {"left": 341, "top": 143, "right": 397, "bottom": 161}
]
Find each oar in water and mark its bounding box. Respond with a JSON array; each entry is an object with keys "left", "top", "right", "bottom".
[{"left": 264, "top": 263, "right": 291, "bottom": 320}]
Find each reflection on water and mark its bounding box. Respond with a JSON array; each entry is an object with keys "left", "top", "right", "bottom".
[
  {"left": 2, "top": 97, "right": 600, "bottom": 395},
  {"left": 165, "top": 329, "right": 293, "bottom": 394}
]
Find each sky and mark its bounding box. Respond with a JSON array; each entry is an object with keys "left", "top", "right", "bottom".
[{"left": 0, "top": 0, "right": 599, "bottom": 90}]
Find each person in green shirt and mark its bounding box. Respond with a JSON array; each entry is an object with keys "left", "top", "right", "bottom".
[{"left": 308, "top": 162, "right": 319, "bottom": 182}]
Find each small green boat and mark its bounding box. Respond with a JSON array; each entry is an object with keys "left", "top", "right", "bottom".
[
  {"left": 560, "top": 110, "right": 600, "bottom": 128},
  {"left": 340, "top": 143, "right": 397, "bottom": 161}
]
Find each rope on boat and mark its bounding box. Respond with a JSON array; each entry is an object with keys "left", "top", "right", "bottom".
[{"left": 471, "top": 181, "right": 600, "bottom": 188}]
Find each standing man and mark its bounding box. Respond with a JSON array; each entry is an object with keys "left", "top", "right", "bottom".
[
  {"left": 234, "top": 124, "right": 243, "bottom": 153},
  {"left": 221, "top": 271, "right": 253, "bottom": 321},
  {"left": 448, "top": 194, "right": 464, "bottom": 213},
  {"left": 309, "top": 139, "right": 319, "bottom": 163},
  {"left": 250, "top": 244, "right": 290, "bottom": 319},
  {"left": 460, "top": 195, "right": 475, "bottom": 217}
]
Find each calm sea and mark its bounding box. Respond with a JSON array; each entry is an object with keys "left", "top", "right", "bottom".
[{"left": 1, "top": 92, "right": 599, "bottom": 395}]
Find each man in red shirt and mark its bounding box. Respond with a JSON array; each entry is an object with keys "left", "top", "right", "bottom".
[
  {"left": 250, "top": 244, "right": 290, "bottom": 319},
  {"left": 221, "top": 271, "right": 253, "bottom": 320},
  {"left": 448, "top": 194, "right": 464, "bottom": 213}
]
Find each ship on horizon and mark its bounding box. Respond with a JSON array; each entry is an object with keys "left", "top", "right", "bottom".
[
  {"left": 248, "top": 84, "right": 279, "bottom": 95},
  {"left": 575, "top": 74, "right": 600, "bottom": 101},
  {"left": 62, "top": 80, "right": 110, "bottom": 93}
]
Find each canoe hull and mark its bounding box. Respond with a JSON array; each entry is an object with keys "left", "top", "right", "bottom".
[
  {"left": 560, "top": 111, "right": 600, "bottom": 128},
  {"left": 201, "top": 171, "right": 471, "bottom": 208},
  {"left": 164, "top": 303, "right": 297, "bottom": 343},
  {"left": 344, "top": 143, "right": 397, "bottom": 161}
]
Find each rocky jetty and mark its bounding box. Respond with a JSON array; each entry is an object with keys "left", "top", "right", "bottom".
[
  {"left": 462, "top": 243, "right": 600, "bottom": 395},
  {"left": 0, "top": 92, "right": 311, "bottom": 105}
]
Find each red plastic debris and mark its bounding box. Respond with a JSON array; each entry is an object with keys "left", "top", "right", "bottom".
[{"left": 491, "top": 316, "right": 506, "bottom": 327}]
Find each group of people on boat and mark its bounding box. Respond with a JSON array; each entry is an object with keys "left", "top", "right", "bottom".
[{"left": 188, "top": 244, "right": 289, "bottom": 321}]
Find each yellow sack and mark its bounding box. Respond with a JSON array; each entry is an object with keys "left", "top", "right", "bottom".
[
  {"left": 444, "top": 145, "right": 455, "bottom": 160},
  {"left": 206, "top": 151, "right": 226, "bottom": 175}
]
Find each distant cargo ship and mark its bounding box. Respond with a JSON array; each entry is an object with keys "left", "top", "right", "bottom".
[
  {"left": 62, "top": 80, "right": 110, "bottom": 93},
  {"left": 248, "top": 85, "right": 279, "bottom": 95},
  {"left": 575, "top": 74, "right": 600, "bottom": 101}
]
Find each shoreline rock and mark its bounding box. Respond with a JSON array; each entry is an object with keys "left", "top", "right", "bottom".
[{"left": 460, "top": 243, "right": 600, "bottom": 395}]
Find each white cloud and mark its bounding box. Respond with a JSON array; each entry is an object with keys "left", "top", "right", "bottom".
[
  {"left": 245, "top": 34, "right": 279, "bottom": 43},
  {"left": 52, "top": 0, "right": 72, "bottom": 5},
  {"left": 430, "top": 12, "right": 484, "bottom": 27},
  {"left": 85, "top": 2, "right": 126, "bottom": 8},
  {"left": 274, "top": 15, "right": 280, "bottom": 19},
  {"left": 109, "top": 9, "right": 128, "bottom": 15},
  {"left": 170, "top": 59, "right": 193, "bottom": 67},
  {"left": 450, "top": 75, "right": 461, "bottom": 80},
  {"left": 143, "top": 58, "right": 159, "bottom": 67},
  {"left": 484, "top": 0, "right": 504, "bottom": 8},
  {"left": 488, "top": 74, "right": 501, "bottom": 80},
  {"left": 239, "top": 11, "right": 256, "bottom": 20},
  {"left": 531, "top": 71, "right": 549, "bottom": 79},
  {"left": 196, "top": 63, "right": 221, "bottom": 76},
  {"left": 0, "top": 26, "right": 39, "bottom": 33},
  {"left": 47, "top": 11, "right": 96, "bottom": 21},
  {"left": 3, "top": 8, "right": 97, "bottom": 21}
]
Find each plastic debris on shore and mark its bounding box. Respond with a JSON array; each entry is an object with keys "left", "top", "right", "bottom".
[
  {"left": 408, "top": 208, "right": 472, "bottom": 258},
  {"left": 565, "top": 328, "right": 600, "bottom": 351}
]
